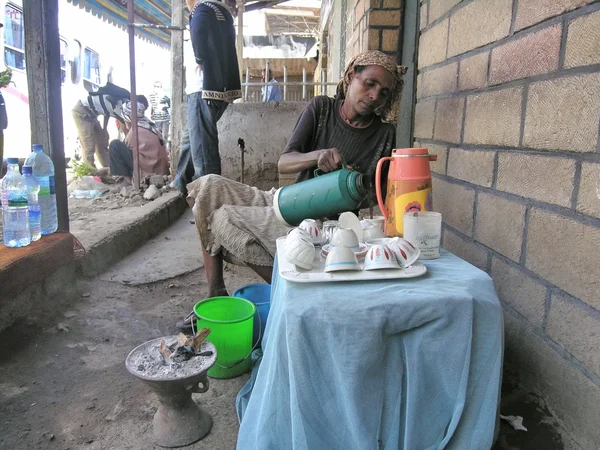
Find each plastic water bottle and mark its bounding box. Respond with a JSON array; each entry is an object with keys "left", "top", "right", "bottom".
[
  {"left": 1, "top": 158, "right": 30, "bottom": 247},
  {"left": 25, "top": 144, "right": 57, "bottom": 234},
  {"left": 22, "top": 165, "right": 41, "bottom": 241}
]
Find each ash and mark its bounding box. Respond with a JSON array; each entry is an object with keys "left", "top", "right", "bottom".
[{"left": 129, "top": 337, "right": 213, "bottom": 380}]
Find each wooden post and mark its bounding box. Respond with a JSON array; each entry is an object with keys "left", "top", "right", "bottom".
[
  {"left": 170, "top": 0, "right": 185, "bottom": 174},
  {"left": 23, "top": 0, "right": 69, "bottom": 231}
]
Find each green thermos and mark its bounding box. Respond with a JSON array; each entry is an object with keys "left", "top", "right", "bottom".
[{"left": 273, "top": 168, "right": 368, "bottom": 226}]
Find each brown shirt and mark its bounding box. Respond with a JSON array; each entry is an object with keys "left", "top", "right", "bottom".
[{"left": 283, "top": 95, "right": 396, "bottom": 184}]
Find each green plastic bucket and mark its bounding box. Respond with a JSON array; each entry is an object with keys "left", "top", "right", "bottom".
[{"left": 193, "top": 296, "right": 256, "bottom": 379}]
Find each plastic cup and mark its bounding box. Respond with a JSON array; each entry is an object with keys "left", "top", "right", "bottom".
[{"left": 403, "top": 212, "right": 442, "bottom": 260}]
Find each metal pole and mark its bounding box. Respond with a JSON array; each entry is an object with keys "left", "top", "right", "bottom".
[
  {"left": 321, "top": 68, "right": 326, "bottom": 95},
  {"left": 302, "top": 67, "right": 307, "bottom": 101},
  {"left": 244, "top": 67, "right": 249, "bottom": 101},
  {"left": 237, "top": 0, "right": 244, "bottom": 79},
  {"left": 283, "top": 65, "right": 287, "bottom": 101},
  {"left": 127, "top": 0, "right": 140, "bottom": 189},
  {"left": 264, "top": 61, "right": 269, "bottom": 102}
]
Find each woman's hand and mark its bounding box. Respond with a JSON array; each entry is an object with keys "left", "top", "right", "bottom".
[{"left": 317, "top": 148, "right": 343, "bottom": 173}]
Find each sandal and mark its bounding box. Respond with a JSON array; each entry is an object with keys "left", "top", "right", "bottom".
[{"left": 175, "top": 311, "right": 196, "bottom": 330}]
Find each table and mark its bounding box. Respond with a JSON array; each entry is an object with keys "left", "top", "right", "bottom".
[{"left": 236, "top": 250, "right": 503, "bottom": 450}]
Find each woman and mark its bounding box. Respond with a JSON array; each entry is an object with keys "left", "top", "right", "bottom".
[
  {"left": 109, "top": 98, "right": 170, "bottom": 184},
  {"left": 178, "top": 51, "right": 406, "bottom": 328}
]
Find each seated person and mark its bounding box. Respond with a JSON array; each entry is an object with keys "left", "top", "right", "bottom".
[
  {"left": 109, "top": 97, "right": 170, "bottom": 184},
  {"left": 261, "top": 68, "right": 281, "bottom": 103},
  {"left": 178, "top": 51, "right": 406, "bottom": 328}
]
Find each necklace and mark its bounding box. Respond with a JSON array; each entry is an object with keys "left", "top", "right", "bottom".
[{"left": 339, "top": 101, "right": 373, "bottom": 128}]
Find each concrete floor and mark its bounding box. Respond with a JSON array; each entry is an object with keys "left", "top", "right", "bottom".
[{"left": 0, "top": 211, "right": 573, "bottom": 449}]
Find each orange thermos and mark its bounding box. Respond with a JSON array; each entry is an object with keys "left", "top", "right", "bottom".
[{"left": 375, "top": 148, "right": 437, "bottom": 237}]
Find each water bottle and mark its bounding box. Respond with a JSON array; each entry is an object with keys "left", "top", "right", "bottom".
[
  {"left": 22, "top": 165, "right": 41, "bottom": 241},
  {"left": 273, "top": 168, "right": 368, "bottom": 226},
  {"left": 1, "top": 158, "right": 31, "bottom": 247},
  {"left": 25, "top": 144, "right": 57, "bottom": 234}
]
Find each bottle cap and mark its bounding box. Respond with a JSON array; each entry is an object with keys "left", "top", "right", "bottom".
[
  {"left": 32, "top": 144, "right": 43, "bottom": 152},
  {"left": 7, "top": 157, "right": 18, "bottom": 164},
  {"left": 22, "top": 165, "right": 32, "bottom": 174}
]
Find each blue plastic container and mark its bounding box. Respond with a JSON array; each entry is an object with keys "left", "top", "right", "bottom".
[{"left": 233, "top": 284, "right": 271, "bottom": 347}]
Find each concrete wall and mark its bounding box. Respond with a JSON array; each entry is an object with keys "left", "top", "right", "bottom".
[
  {"left": 416, "top": 1, "right": 600, "bottom": 447},
  {"left": 217, "top": 102, "right": 307, "bottom": 190}
]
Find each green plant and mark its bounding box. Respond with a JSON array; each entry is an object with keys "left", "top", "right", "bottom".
[
  {"left": 0, "top": 67, "right": 12, "bottom": 88},
  {"left": 71, "top": 159, "right": 96, "bottom": 177}
]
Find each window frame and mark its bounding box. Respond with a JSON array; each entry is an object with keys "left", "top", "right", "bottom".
[
  {"left": 83, "top": 46, "right": 101, "bottom": 89},
  {"left": 3, "top": 2, "right": 25, "bottom": 71},
  {"left": 70, "top": 39, "right": 82, "bottom": 85},
  {"left": 59, "top": 37, "right": 68, "bottom": 85}
]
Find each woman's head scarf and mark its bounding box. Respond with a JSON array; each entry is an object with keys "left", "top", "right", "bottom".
[{"left": 336, "top": 50, "right": 407, "bottom": 124}]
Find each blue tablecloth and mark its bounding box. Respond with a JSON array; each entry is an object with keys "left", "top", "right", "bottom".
[{"left": 236, "top": 250, "right": 503, "bottom": 450}]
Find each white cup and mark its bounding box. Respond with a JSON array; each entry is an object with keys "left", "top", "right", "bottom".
[
  {"left": 364, "top": 244, "right": 400, "bottom": 270},
  {"left": 403, "top": 212, "right": 442, "bottom": 260},
  {"left": 330, "top": 228, "right": 360, "bottom": 248},
  {"left": 324, "top": 246, "right": 360, "bottom": 272},
  {"left": 298, "top": 219, "right": 321, "bottom": 244}
]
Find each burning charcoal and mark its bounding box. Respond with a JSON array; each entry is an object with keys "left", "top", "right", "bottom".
[
  {"left": 197, "top": 351, "right": 213, "bottom": 357},
  {"left": 170, "top": 345, "right": 196, "bottom": 363}
]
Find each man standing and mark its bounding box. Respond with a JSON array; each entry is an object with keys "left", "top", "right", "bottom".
[
  {"left": 149, "top": 81, "right": 171, "bottom": 146},
  {"left": 171, "top": 32, "right": 205, "bottom": 194},
  {"left": 185, "top": 0, "right": 241, "bottom": 178},
  {"left": 71, "top": 83, "right": 129, "bottom": 167}
]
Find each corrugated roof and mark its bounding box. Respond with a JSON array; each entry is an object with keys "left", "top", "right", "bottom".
[{"left": 66, "top": 0, "right": 177, "bottom": 48}]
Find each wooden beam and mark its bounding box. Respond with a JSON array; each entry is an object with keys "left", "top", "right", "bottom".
[
  {"left": 23, "top": 0, "right": 69, "bottom": 231},
  {"left": 170, "top": 0, "right": 185, "bottom": 173}
]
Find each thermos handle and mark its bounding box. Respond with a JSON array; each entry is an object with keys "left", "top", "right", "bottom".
[
  {"left": 313, "top": 160, "right": 349, "bottom": 178},
  {"left": 375, "top": 156, "right": 393, "bottom": 220}
]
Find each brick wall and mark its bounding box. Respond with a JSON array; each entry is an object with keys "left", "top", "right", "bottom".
[
  {"left": 323, "top": 0, "right": 404, "bottom": 96},
  {"left": 416, "top": 1, "right": 600, "bottom": 446}
]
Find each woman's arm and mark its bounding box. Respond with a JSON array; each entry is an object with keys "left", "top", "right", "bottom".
[
  {"left": 278, "top": 148, "right": 343, "bottom": 174},
  {"left": 278, "top": 97, "right": 342, "bottom": 174}
]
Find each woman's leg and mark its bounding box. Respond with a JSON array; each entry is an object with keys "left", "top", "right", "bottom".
[
  {"left": 246, "top": 263, "right": 273, "bottom": 284},
  {"left": 203, "top": 248, "right": 228, "bottom": 298}
]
